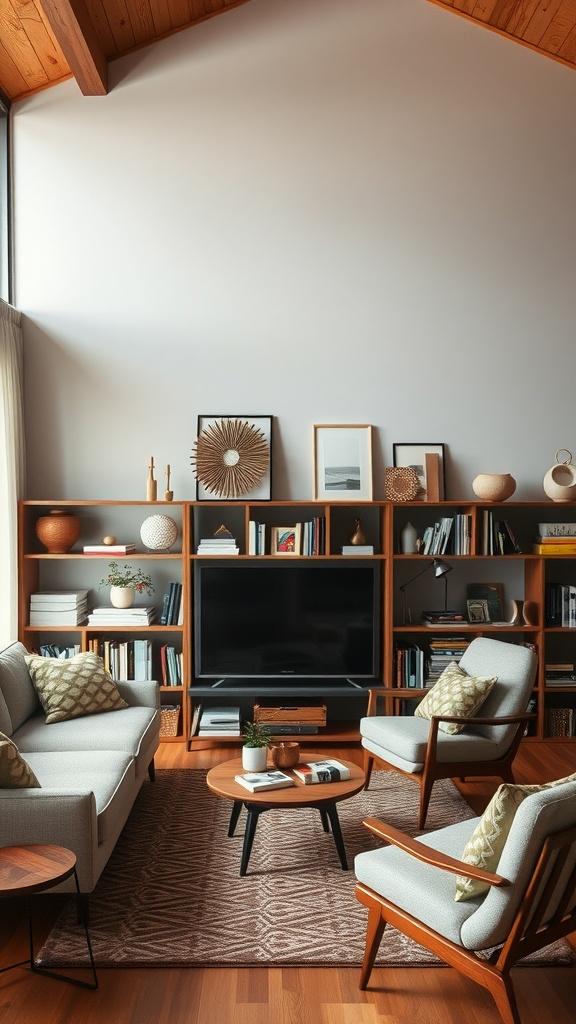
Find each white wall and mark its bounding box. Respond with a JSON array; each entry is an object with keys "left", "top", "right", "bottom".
[{"left": 12, "top": 0, "right": 576, "bottom": 501}]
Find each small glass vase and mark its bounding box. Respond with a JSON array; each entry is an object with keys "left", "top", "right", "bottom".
[{"left": 110, "top": 586, "right": 135, "bottom": 609}]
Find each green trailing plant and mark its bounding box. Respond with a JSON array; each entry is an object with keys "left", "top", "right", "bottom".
[
  {"left": 99, "top": 561, "right": 154, "bottom": 595},
  {"left": 242, "top": 720, "right": 271, "bottom": 748}
]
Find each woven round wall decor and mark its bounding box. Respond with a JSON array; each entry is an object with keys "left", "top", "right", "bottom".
[
  {"left": 384, "top": 467, "right": 420, "bottom": 501},
  {"left": 191, "top": 418, "right": 269, "bottom": 499}
]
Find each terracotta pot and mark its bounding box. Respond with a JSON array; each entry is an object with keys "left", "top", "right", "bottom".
[
  {"left": 472, "top": 474, "right": 516, "bottom": 502},
  {"left": 34, "top": 509, "right": 81, "bottom": 553},
  {"left": 270, "top": 742, "right": 300, "bottom": 769}
]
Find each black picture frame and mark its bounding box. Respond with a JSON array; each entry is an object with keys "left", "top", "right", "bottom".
[{"left": 194, "top": 414, "right": 273, "bottom": 501}]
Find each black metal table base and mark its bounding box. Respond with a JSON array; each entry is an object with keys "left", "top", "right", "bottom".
[
  {"left": 228, "top": 799, "right": 349, "bottom": 876},
  {"left": 0, "top": 867, "right": 98, "bottom": 990}
]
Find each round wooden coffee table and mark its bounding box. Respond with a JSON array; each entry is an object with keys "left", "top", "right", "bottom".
[{"left": 206, "top": 756, "right": 365, "bottom": 876}]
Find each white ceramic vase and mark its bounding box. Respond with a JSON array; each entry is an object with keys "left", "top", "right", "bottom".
[
  {"left": 400, "top": 521, "right": 418, "bottom": 554},
  {"left": 543, "top": 451, "right": 576, "bottom": 502},
  {"left": 472, "top": 473, "right": 516, "bottom": 502},
  {"left": 110, "top": 585, "right": 135, "bottom": 609},
  {"left": 241, "top": 746, "right": 267, "bottom": 772}
]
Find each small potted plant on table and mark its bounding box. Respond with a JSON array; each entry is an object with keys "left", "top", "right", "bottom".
[{"left": 241, "top": 720, "right": 270, "bottom": 771}]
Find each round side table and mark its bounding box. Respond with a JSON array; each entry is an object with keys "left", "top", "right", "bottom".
[{"left": 0, "top": 844, "right": 98, "bottom": 989}]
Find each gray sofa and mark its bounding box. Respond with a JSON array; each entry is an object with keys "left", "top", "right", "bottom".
[{"left": 0, "top": 641, "right": 160, "bottom": 897}]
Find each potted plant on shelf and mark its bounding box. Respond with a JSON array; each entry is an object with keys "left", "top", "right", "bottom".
[
  {"left": 99, "top": 561, "right": 154, "bottom": 609},
  {"left": 241, "top": 720, "right": 270, "bottom": 771}
]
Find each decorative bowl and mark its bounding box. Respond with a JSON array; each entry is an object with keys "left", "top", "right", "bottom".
[
  {"left": 270, "top": 742, "right": 300, "bottom": 769},
  {"left": 472, "top": 473, "right": 516, "bottom": 502}
]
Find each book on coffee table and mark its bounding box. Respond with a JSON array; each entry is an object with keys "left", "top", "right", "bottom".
[
  {"left": 234, "top": 770, "right": 295, "bottom": 793},
  {"left": 293, "top": 759, "right": 351, "bottom": 784}
]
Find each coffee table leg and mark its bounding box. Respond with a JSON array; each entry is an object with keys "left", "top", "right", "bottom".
[
  {"left": 319, "top": 808, "right": 330, "bottom": 833},
  {"left": 240, "top": 805, "right": 262, "bottom": 877},
  {"left": 228, "top": 800, "right": 243, "bottom": 837},
  {"left": 324, "top": 802, "right": 349, "bottom": 870}
]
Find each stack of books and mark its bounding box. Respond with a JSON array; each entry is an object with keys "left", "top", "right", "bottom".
[
  {"left": 196, "top": 537, "right": 239, "bottom": 555},
  {"left": 197, "top": 705, "right": 241, "bottom": 737},
  {"left": 82, "top": 543, "right": 136, "bottom": 555},
  {"left": 86, "top": 605, "right": 156, "bottom": 626},
  {"left": 427, "top": 637, "right": 470, "bottom": 684},
  {"left": 395, "top": 642, "right": 425, "bottom": 688},
  {"left": 29, "top": 591, "right": 88, "bottom": 626},
  {"left": 421, "top": 610, "right": 465, "bottom": 626},
  {"left": 533, "top": 525, "right": 576, "bottom": 555},
  {"left": 160, "top": 644, "right": 182, "bottom": 686},
  {"left": 87, "top": 637, "right": 153, "bottom": 680}
]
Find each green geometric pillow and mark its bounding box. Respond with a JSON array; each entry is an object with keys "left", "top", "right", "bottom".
[
  {"left": 414, "top": 661, "right": 497, "bottom": 735},
  {"left": 0, "top": 731, "right": 41, "bottom": 788},
  {"left": 454, "top": 771, "right": 576, "bottom": 902},
  {"left": 25, "top": 651, "right": 128, "bottom": 724}
]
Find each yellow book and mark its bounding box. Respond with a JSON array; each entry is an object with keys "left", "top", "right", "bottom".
[{"left": 532, "top": 543, "right": 576, "bottom": 555}]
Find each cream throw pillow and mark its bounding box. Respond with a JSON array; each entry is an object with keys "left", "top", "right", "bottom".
[
  {"left": 414, "top": 661, "right": 497, "bottom": 735},
  {"left": 25, "top": 651, "right": 128, "bottom": 724},
  {"left": 0, "top": 731, "right": 41, "bottom": 788},
  {"left": 455, "top": 772, "right": 576, "bottom": 901}
]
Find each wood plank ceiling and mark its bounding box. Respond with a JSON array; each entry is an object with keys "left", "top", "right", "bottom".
[{"left": 0, "top": 0, "right": 575, "bottom": 105}]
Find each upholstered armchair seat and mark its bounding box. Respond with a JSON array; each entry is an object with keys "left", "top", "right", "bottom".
[{"left": 361, "top": 715, "right": 507, "bottom": 774}]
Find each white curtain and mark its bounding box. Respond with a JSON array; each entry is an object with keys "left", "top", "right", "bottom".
[{"left": 0, "top": 299, "right": 25, "bottom": 648}]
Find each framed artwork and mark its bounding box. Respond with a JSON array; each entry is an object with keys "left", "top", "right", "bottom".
[
  {"left": 393, "top": 443, "right": 446, "bottom": 500},
  {"left": 313, "top": 424, "right": 373, "bottom": 501},
  {"left": 466, "top": 583, "right": 504, "bottom": 623},
  {"left": 193, "top": 415, "right": 273, "bottom": 501},
  {"left": 271, "top": 525, "right": 301, "bottom": 555},
  {"left": 467, "top": 598, "right": 490, "bottom": 623}
]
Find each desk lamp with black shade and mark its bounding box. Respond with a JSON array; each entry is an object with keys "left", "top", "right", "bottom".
[{"left": 399, "top": 558, "right": 454, "bottom": 626}]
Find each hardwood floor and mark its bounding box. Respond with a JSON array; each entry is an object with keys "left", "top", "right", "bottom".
[{"left": 1, "top": 740, "right": 575, "bottom": 1024}]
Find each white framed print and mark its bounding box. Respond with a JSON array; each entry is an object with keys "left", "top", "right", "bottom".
[{"left": 313, "top": 424, "right": 373, "bottom": 501}]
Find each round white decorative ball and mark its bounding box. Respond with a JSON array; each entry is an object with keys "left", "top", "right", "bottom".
[{"left": 140, "top": 514, "right": 178, "bottom": 552}]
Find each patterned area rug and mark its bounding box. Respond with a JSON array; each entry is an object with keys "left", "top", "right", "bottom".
[{"left": 37, "top": 770, "right": 575, "bottom": 968}]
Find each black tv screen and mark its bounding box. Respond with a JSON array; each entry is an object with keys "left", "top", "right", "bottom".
[{"left": 194, "top": 561, "right": 380, "bottom": 683}]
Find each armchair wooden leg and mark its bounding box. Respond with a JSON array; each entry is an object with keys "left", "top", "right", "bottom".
[
  {"left": 418, "top": 775, "right": 434, "bottom": 829},
  {"left": 148, "top": 759, "right": 155, "bottom": 782},
  {"left": 363, "top": 753, "right": 374, "bottom": 790},
  {"left": 359, "top": 904, "right": 386, "bottom": 990},
  {"left": 484, "top": 972, "right": 522, "bottom": 1024}
]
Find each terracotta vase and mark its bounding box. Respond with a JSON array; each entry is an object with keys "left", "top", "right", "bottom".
[
  {"left": 34, "top": 509, "right": 81, "bottom": 553},
  {"left": 270, "top": 742, "right": 300, "bottom": 768}
]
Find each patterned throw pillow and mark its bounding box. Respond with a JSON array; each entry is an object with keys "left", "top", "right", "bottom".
[
  {"left": 414, "top": 661, "right": 497, "bottom": 735},
  {"left": 25, "top": 651, "right": 128, "bottom": 724},
  {"left": 0, "top": 730, "right": 41, "bottom": 788},
  {"left": 454, "top": 772, "right": 576, "bottom": 901}
]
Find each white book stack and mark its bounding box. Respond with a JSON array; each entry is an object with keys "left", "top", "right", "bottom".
[
  {"left": 86, "top": 606, "right": 156, "bottom": 626},
  {"left": 198, "top": 706, "right": 241, "bottom": 736},
  {"left": 29, "top": 591, "right": 89, "bottom": 626},
  {"left": 196, "top": 537, "right": 239, "bottom": 555}
]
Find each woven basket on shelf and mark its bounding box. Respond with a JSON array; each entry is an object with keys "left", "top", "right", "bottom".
[{"left": 160, "top": 705, "right": 180, "bottom": 737}]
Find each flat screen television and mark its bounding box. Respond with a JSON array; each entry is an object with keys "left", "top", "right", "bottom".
[{"left": 194, "top": 561, "right": 381, "bottom": 685}]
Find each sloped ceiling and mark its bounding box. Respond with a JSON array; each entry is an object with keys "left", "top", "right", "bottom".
[{"left": 0, "top": 1, "right": 574, "bottom": 104}]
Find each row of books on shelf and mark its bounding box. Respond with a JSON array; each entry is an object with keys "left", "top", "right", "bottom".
[
  {"left": 481, "top": 511, "right": 521, "bottom": 555},
  {"left": 545, "top": 583, "right": 576, "bottom": 627},
  {"left": 247, "top": 517, "right": 327, "bottom": 556},
  {"left": 395, "top": 638, "right": 471, "bottom": 688},
  {"left": 88, "top": 637, "right": 153, "bottom": 680},
  {"left": 421, "top": 515, "right": 471, "bottom": 556},
  {"left": 35, "top": 643, "right": 81, "bottom": 659},
  {"left": 159, "top": 582, "right": 183, "bottom": 624}
]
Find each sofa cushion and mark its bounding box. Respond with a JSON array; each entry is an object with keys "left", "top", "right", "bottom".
[
  {"left": 23, "top": 749, "right": 136, "bottom": 843},
  {"left": 14, "top": 705, "right": 159, "bottom": 778},
  {"left": 0, "top": 641, "right": 40, "bottom": 734},
  {"left": 25, "top": 651, "right": 128, "bottom": 724},
  {"left": 0, "top": 731, "right": 41, "bottom": 788},
  {"left": 414, "top": 661, "right": 497, "bottom": 734},
  {"left": 455, "top": 771, "right": 576, "bottom": 901}
]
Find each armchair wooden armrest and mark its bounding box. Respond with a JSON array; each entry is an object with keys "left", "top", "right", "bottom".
[{"left": 361, "top": 817, "right": 509, "bottom": 887}]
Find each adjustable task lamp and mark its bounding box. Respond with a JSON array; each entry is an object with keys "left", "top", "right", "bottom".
[{"left": 400, "top": 558, "right": 453, "bottom": 626}]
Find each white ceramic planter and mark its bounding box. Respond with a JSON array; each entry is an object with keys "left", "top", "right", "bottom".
[
  {"left": 110, "top": 586, "right": 135, "bottom": 608},
  {"left": 241, "top": 746, "right": 268, "bottom": 771},
  {"left": 543, "top": 451, "right": 576, "bottom": 502}
]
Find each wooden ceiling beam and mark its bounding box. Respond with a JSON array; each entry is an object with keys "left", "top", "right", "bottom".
[{"left": 39, "top": 0, "right": 108, "bottom": 95}]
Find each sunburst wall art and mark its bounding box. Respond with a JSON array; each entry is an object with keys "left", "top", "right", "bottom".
[{"left": 192, "top": 415, "right": 273, "bottom": 500}]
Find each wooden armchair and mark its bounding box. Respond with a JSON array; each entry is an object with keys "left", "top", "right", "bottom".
[
  {"left": 361, "top": 637, "right": 538, "bottom": 827},
  {"left": 354, "top": 779, "right": 576, "bottom": 1024}
]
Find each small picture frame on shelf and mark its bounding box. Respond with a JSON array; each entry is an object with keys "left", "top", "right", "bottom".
[
  {"left": 467, "top": 598, "right": 490, "bottom": 623},
  {"left": 466, "top": 583, "right": 504, "bottom": 623},
  {"left": 393, "top": 443, "right": 446, "bottom": 500},
  {"left": 313, "top": 424, "right": 373, "bottom": 501},
  {"left": 193, "top": 415, "right": 273, "bottom": 501},
  {"left": 271, "top": 525, "right": 301, "bottom": 555}
]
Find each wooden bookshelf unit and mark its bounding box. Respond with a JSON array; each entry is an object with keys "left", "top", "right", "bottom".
[{"left": 17, "top": 498, "right": 576, "bottom": 748}]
